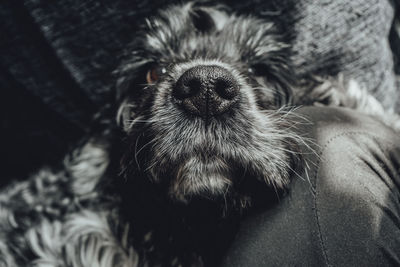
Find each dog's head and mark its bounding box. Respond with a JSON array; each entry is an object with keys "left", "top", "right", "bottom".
[{"left": 115, "top": 3, "right": 300, "bottom": 205}]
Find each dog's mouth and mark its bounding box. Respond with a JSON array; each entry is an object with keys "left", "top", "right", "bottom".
[
  {"left": 145, "top": 124, "right": 243, "bottom": 199},
  {"left": 141, "top": 113, "right": 296, "bottom": 204},
  {"left": 120, "top": 97, "right": 298, "bottom": 206}
]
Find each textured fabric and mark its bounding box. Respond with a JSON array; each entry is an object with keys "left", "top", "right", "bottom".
[
  {"left": 220, "top": 106, "right": 400, "bottom": 266},
  {"left": 290, "top": 0, "right": 397, "bottom": 112},
  {"left": 390, "top": 0, "right": 400, "bottom": 74}
]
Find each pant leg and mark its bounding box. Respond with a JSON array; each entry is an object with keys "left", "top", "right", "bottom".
[{"left": 220, "top": 106, "right": 400, "bottom": 267}]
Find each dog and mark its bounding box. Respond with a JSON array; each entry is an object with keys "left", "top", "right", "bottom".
[{"left": 0, "top": 2, "right": 399, "bottom": 267}]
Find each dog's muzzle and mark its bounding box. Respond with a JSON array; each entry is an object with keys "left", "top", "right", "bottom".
[{"left": 173, "top": 65, "right": 240, "bottom": 117}]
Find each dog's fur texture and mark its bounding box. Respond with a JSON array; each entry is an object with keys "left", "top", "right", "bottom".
[{"left": 1, "top": 2, "right": 399, "bottom": 267}]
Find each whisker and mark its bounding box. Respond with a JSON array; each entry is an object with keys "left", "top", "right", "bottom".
[
  {"left": 134, "top": 134, "right": 142, "bottom": 170},
  {"left": 135, "top": 138, "right": 157, "bottom": 161}
]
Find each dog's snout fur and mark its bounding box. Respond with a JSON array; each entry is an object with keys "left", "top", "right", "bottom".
[{"left": 173, "top": 65, "right": 240, "bottom": 116}]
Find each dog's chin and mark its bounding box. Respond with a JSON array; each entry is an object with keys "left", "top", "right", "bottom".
[
  {"left": 144, "top": 121, "right": 297, "bottom": 205},
  {"left": 168, "top": 156, "right": 233, "bottom": 203}
]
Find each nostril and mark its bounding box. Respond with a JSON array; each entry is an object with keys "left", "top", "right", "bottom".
[
  {"left": 214, "top": 78, "right": 239, "bottom": 100},
  {"left": 174, "top": 76, "right": 202, "bottom": 100},
  {"left": 185, "top": 78, "right": 202, "bottom": 95}
]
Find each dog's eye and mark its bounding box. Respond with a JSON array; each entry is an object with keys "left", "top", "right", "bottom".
[{"left": 146, "top": 67, "right": 166, "bottom": 84}]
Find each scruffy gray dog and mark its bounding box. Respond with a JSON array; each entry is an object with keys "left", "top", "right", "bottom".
[{"left": 0, "top": 2, "right": 398, "bottom": 267}]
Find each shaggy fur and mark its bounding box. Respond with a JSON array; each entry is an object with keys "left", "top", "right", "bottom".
[{"left": 1, "top": 2, "right": 399, "bottom": 267}]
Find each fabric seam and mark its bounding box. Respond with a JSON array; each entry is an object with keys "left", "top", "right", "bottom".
[{"left": 311, "top": 130, "right": 385, "bottom": 267}]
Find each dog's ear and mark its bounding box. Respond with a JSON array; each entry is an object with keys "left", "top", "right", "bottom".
[
  {"left": 250, "top": 58, "right": 296, "bottom": 107},
  {"left": 190, "top": 6, "right": 229, "bottom": 33},
  {"left": 191, "top": 8, "right": 215, "bottom": 33}
]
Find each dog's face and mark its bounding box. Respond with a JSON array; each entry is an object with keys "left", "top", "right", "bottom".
[{"left": 116, "top": 3, "right": 299, "bottom": 204}]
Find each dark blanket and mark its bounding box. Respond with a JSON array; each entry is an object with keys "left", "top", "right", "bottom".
[{"left": 0, "top": 0, "right": 399, "bottom": 182}]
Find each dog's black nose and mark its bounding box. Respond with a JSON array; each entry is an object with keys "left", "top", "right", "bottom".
[{"left": 173, "top": 65, "right": 240, "bottom": 116}]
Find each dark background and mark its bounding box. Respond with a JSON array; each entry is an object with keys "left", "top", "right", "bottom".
[{"left": 1, "top": 0, "right": 399, "bottom": 186}]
